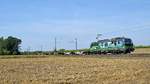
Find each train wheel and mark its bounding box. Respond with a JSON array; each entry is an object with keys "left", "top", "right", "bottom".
[
  {"left": 112, "top": 51, "right": 116, "bottom": 55},
  {"left": 98, "top": 51, "right": 101, "bottom": 55},
  {"left": 123, "top": 50, "right": 129, "bottom": 54}
]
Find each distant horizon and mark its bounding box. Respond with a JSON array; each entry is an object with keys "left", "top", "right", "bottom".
[
  {"left": 0, "top": 0, "right": 150, "bottom": 51},
  {"left": 1, "top": 35, "right": 149, "bottom": 52}
]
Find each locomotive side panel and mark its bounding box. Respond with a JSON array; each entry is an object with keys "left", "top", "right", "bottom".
[{"left": 90, "top": 37, "right": 134, "bottom": 54}]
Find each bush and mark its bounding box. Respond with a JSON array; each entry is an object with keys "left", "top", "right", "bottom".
[{"left": 135, "top": 45, "right": 150, "bottom": 48}]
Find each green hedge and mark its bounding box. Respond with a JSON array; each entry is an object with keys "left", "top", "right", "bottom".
[{"left": 135, "top": 45, "right": 150, "bottom": 48}]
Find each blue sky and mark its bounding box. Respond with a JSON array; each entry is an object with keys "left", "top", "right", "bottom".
[{"left": 0, "top": 0, "right": 150, "bottom": 51}]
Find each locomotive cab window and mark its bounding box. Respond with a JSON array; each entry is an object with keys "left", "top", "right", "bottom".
[
  {"left": 118, "top": 41, "right": 120, "bottom": 44},
  {"left": 114, "top": 42, "right": 116, "bottom": 46},
  {"left": 125, "top": 39, "right": 132, "bottom": 44}
]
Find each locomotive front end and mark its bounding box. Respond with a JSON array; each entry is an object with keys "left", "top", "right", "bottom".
[{"left": 123, "top": 38, "right": 135, "bottom": 53}]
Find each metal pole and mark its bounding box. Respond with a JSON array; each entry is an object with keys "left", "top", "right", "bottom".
[
  {"left": 75, "top": 38, "right": 78, "bottom": 50},
  {"left": 55, "top": 37, "right": 57, "bottom": 52},
  {"left": 40, "top": 45, "right": 43, "bottom": 55},
  {"left": 41, "top": 45, "right": 43, "bottom": 52},
  {"left": 27, "top": 46, "right": 30, "bottom": 55},
  {"left": 49, "top": 38, "right": 51, "bottom": 55}
]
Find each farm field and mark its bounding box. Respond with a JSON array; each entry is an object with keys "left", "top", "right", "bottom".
[
  {"left": 0, "top": 53, "right": 150, "bottom": 84},
  {"left": 133, "top": 48, "right": 150, "bottom": 54}
]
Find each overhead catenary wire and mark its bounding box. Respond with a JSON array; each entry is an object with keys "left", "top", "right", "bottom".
[{"left": 101, "top": 24, "right": 150, "bottom": 37}]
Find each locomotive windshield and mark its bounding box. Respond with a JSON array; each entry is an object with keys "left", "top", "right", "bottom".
[
  {"left": 124, "top": 39, "right": 132, "bottom": 44},
  {"left": 90, "top": 42, "right": 99, "bottom": 48}
]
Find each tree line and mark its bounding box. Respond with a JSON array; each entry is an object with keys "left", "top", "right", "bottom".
[
  {"left": 0, "top": 36, "right": 149, "bottom": 55},
  {"left": 0, "top": 36, "right": 22, "bottom": 55}
]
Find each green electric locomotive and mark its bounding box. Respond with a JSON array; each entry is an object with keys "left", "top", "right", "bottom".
[{"left": 87, "top": 37, "right": 134, "bottom": 54}]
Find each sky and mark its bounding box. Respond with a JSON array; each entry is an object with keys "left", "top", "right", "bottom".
[{"left": 0, "top": 0, "right": 150, "bottom": 51}]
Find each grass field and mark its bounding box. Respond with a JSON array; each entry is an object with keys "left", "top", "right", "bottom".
[
  {"left": 133, "top": 48, "right": 150, "bottom": 54},
  {"left": 0, "top": 54, "right": 150, "bottom": 84}
]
